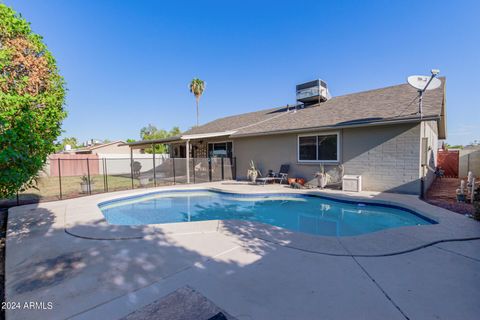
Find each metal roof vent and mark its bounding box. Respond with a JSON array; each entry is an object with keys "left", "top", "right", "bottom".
[{"left": 296, "top": 79, "right": 331, "bottom": 105}]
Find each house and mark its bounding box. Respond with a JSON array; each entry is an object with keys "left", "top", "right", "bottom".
[
  {"left": 63, "top": 140, "right": 141, "bottom": 155},
  {"left": 128, "top": 77, "right": 446, "bottom": 195}
]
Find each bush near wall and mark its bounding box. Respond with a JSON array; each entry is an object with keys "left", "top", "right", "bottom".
[{"left": 0, "top": 4, "right": 66, "bottom": 198}]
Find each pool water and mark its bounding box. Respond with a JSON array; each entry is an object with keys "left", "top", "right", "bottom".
[{"left": 99, "top": 190, "right": 435, "bottom": 237}]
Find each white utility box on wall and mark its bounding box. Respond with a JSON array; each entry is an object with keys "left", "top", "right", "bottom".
[{"left": 342, "top": 175, "right": 362, "bottom": 192}]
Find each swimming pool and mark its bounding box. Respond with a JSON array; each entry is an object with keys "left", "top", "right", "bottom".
[{"left": 99, "top": 190, "right": 436, "bottom": 237}]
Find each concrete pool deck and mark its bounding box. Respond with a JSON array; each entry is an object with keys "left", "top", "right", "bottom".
[{"left": 6, "top": 181, "right": 480, "bottom": 319}]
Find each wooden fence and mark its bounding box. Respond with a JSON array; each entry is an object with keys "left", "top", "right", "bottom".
[{"left": 437, "top": 150, "right": 459, "bottom": 178}]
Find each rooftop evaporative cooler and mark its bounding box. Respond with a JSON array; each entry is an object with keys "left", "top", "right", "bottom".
[{"left": 296, "top": 79, "right": 331, "bottom": 105}]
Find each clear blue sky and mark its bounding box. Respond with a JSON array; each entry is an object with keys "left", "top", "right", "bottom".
[{"left": 5, "top": 0, "right": 479, "bottom": 145}]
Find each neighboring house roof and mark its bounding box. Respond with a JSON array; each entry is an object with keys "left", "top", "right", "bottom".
[
  {"left": 85, "top": 140, "right": 125, "bottom": 150},
  {"left": 183, "top": 78, "right": 447, "bottom": 139},
  {"left": 73, "top": 140, "right": 126, "bottom": 153}
]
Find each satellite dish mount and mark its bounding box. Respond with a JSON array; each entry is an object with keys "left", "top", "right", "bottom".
[{"left": 407, "top": 70, "right": 441, "bottom": 119}]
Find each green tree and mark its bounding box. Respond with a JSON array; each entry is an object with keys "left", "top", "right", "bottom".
[
  {"left": 55, "top": 137, "right": 78, "bottom": 152},
  {"left": 444, "top": 143, "right": 464, "bottom": 150},
  {"left": 139, "top": 125, "right": 181, "bottom": 154},
  {"left": 0, "top": 4, "right": 66, "bottom": 198},
  {"left": 169, "top": 126, "right": 181, "bottom": 136},
  {"left": 140, "top": 124, "right": 158, "bottom": 138},
  {"left": 189, "top": 78, "right": 205, "bottom": 126}
]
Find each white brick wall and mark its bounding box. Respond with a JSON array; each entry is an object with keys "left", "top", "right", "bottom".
[
  {"left": 234, "top": 122, "right": 435, "bottom": 195},
  {"left": 342, "top": 123, "right": 422, "bottom": 194}
]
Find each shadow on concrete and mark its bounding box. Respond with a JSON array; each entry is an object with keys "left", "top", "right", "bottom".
[
  {"left": 6, "top": 190, "right": 480, "bottom": 320},
  {"left": 5, "top": 203, "right": 275, "bottom": 319}
]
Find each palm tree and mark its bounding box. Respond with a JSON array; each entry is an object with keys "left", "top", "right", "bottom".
[{"left": 189, "top": 78, "right": 205, "bottom": 126}]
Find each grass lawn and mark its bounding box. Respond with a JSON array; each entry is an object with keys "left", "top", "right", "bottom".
[{"left": 18, "top": 175, "right": 159, "bottom": 202}]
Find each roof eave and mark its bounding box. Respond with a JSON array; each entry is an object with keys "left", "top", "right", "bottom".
[
  {"left": 121, "top": 131, "right": 238, "bottom": 149},
  {"left": 181, "top": 131, "right": 237, "bottom": 140},
  {"left": 437, "top": 79, "right": 447, "bottom": 139}
]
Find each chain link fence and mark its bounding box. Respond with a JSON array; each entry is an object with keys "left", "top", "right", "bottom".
[{"left": 0, "top": 156, "right": 236, "bottom": 207}]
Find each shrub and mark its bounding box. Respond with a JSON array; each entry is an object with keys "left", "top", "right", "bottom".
[
  {"left": 0, "top": 4, "right": 66, "bottom": 198},
  {"left": 473, "top": 186, "right": 480, "bottom": 220}
]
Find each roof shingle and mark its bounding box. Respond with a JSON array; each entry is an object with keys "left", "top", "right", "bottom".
[{"left": 183, "top": 78, "right": 446, "bottom": 137}]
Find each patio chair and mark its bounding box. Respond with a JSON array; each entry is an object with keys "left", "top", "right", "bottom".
[
  {"left": 131, "top": 161, "right": 142, "bottom": 178},
  {"left": 435, "top": 167, "right": 445, "bottom": 179},
  {"left": 256, "top": 164, "right": 290, "bottom": 185},
  {"left": 272, "top": 164, "right": 290, "bottom": 184},
  {"left": 255, "top": 169, "right": 275, "bottom": 185}
]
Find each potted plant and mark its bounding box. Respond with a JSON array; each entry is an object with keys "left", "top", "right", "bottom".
[
  {"left": 288, "top": 177, "right": 306, "bottom": 185},
  {"left": 314, "top": 164, "right": 329, "bottom": 189},
  {"left": 247, "top": 160, "right": 259, "bottom": 183},
  {"left": 80, "top": 175, "right": 95, "bottom": 193},
  {"left": 288, "top": 177, "right": 297, "bottom": 185},
  {"left": 456, "top": 180, "right": 466, "bottom": 202},
  {"left": 456, "top": 188, "right": 466, "bottom": 202}
]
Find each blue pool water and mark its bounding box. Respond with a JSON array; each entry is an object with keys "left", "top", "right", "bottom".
[{"left": 99, "top": 190, "right": 435, "bottom": 237}]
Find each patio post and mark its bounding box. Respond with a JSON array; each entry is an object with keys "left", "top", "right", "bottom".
[{"left": 186, "top": 139, "right": 190, "bottom": 184}]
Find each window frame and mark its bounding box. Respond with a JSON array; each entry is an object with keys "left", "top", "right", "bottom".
[{"left": 297, "top": 132, "right": 340, "bottom": 163}]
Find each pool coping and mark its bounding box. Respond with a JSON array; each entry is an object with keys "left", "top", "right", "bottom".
[{"left": 59, "top": 182, "right": 480, "bottom": 256}]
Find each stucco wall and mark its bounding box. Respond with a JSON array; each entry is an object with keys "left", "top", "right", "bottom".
[
  {"left": 233, "top": 123, "right": 424, "bottom": 194},
  {"left": 459, "top": 147, "right": 480, "bottom": 177},
  {"left": 234, "top": 133, "right": 308, "bottom": 181},
  {"left": 96, "top": 154, "right": 169, "bottom": 175}
]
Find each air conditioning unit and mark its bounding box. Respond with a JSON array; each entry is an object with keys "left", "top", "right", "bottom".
[
  {"left": 342, "top": 175, "right": 362, "bottom": 192},
  {"left": 296, "top": 79, "right": 331, "bottom": 105}
]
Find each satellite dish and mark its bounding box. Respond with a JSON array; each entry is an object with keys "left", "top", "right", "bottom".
[{"left": 407, "top": 75, "right": 442, "bottom": 91}]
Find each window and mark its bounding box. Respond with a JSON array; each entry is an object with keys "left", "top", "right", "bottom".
[
  {"left": 298, "top": 133, "right": 339, "bottom": 162},
  {"left": 299, "top": 136, "right": 316, "bottom": 161},
  {"left": 208, "top": 142, "right": 233, "bottom": 158},
  {"left": 173, "top": 145, "right": 186, "bottom": 158}
]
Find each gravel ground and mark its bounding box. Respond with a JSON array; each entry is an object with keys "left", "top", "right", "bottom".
[{"left": 426, "top": 177, "right": 475, "bottom": 215}]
